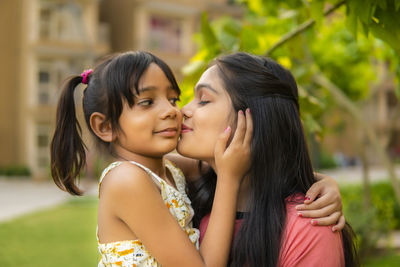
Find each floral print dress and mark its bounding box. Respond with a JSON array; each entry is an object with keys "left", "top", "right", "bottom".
[{"left": 97, "top": 160, "right": 199, "bottom": 267}]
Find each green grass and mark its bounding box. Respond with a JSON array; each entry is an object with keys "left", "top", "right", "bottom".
[
  {"left": 0, "top": 197, "right": 99, "bottom": 267},
  {"left": 364, "top": 249, "right": 400, "bottom": 266}
]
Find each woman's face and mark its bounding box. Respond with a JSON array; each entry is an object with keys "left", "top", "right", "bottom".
[{"left": 177, "top": 65, "right": 234, "bottom": 163}]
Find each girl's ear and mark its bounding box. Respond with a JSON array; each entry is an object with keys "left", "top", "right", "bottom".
[{"left": 90, "top": 112, "right": 114, "bottom": 142}]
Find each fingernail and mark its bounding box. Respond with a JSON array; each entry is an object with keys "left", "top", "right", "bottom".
[
  {"left": 246, "top": 108, "right": 250, "bottom": 114},
  {"left": 311, "top": 220, "right": 318, "bottom": 226},
  {"left": 295, "top": 205, "right": 301, "bottom": 210},
  {"left": 224, "top": 126, "right": 231, "bottom": 133},
  {"left": 305, "top": 196, "right": 311, "bottom": 201},
  {"left": 297, "top": 212, "right": 303, "bottom": 217},
  {"left": 332, "top": 227, "right": 336, "bottom": 232},
  {"left": 239, "top": 110, "right": 244, "bottom": 115}
]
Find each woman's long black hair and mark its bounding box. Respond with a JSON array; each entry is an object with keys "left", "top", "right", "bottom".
[{"left": 188, "top": 52, "right": 358, "bottom": 266}]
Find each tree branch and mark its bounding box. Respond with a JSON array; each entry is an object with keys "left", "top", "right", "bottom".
[
  {"left": 312, "top": 72, "right": 400, "bottom": 205},
  {"left": 264, "top": 0, "right": 346, "bottom": 56}
]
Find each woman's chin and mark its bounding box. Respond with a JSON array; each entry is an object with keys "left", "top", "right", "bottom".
[{"left": 176, "top": 141, "right": 189, "bottom": 157}]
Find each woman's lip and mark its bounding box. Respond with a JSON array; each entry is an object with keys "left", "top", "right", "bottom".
[
  {"left": 181, "top": 129, "right": 192, "bottom": 134},
  {"left": 181, "top": 124, "right": 193, "bottom": 134},
  {"left": 182, "top": 124, "right": 192, "bottom": 130}
]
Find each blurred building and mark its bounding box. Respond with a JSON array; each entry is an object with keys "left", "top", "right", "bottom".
[
  {"left": 0, "top": 0, "right": 241, "bottom": 180},
  {"left": 0, "top": 0, "right": 110, "bottom": 179},
  {"left": 99, "top": 0, "right": 242, "bottom": 79}
]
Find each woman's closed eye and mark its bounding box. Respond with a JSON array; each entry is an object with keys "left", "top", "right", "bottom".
[
  {"left": 198, "top": 100, "right": 210, "bottom": 105},
  {"left": 198, "top": 96, "right": 211, "bottom": 105}
]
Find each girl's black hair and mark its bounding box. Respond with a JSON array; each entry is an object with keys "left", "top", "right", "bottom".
[
  {"left": 50, "top": 51, "right": 180, "bottom": 195},
  {"left": 189, "top": 52, "right": 358, "bottom": 266}
]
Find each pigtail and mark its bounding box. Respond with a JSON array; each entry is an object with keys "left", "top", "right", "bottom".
[{"left": 50, "top": 76, "right": 86, "bottom": 195}]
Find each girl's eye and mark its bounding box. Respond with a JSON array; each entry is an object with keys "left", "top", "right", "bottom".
[
  {"left": 138, "top": 99, "right": 153, "bottom": 106},
  {"left": 170, "top": 97, "right": 180, "bottom": 105}
]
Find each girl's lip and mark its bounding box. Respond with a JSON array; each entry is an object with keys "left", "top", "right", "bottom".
[{"left": 154, "top": 128, "right": 178, "bottom": 137}]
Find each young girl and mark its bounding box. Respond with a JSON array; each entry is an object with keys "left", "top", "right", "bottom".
[{"left": 50, "top": 51, "right": 253, "bottom": 266}]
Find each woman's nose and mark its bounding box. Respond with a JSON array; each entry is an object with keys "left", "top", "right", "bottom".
[{"left": 181, "top": 103, "right": 193, "bottom": 119}]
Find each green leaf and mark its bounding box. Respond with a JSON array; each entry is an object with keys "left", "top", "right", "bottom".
[
  {"left": 378, "top": 0, "right": 387, "bottom": 10},
  {"left": 346, "top": 1, "right": 359, "bottom": 39},
  {"left": 395, "top": 86, "right": 400, "bottom": 100},
  {"left": 302, "top": 112, "right": 322, "bottom": 134},
  {"left": 201, "top": 13, "right": 217, "bottom": 47},
  {"left": 181, "top": 60, "right": 206, "bottom": 76},
  {"left": 310, "top": 0, "right": 324, "bottom": 26}
]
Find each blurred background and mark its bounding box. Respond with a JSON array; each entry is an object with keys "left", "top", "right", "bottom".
[{"left": 0, "top": 0, "right": 400, "bottom": 266}]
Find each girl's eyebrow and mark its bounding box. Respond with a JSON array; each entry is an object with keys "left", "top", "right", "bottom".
[
  {"left": 138, "top": 85, "right": 174, "bottom": 93},
  {"left": 138, "top": 86, "right": 156, "bottom": 93},
  {"left": 194, "top": 83, "right": 219, "bottom": 94}
]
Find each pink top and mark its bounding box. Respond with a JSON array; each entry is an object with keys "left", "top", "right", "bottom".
[{"left": 199, "top": 194, "right": 345, "bottom": 267}]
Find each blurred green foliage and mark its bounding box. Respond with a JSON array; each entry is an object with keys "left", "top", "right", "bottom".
[
  {"left": 341, "top": 181, "right": 400, "bottom": 254},
  {"left": 179, "top": 0, "right": 400, "bottom": 137},
  {"left": 0, "top": 165, "right": 31, "bottom": 177}
]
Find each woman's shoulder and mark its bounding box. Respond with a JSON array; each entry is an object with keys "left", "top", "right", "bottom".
[{"left": 280, "top": 194, "right": 344, "bottom": 267}]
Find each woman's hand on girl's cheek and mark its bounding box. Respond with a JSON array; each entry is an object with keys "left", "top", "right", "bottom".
[
  {"left": 214, "top": 109, "right": 253, "bottom": 183},
  {"left": 295, "top": 174, "right": 346, "bottom": 231}
]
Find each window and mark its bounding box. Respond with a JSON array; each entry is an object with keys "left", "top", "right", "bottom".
[
  {"left": 37, "top": 59, "right": 83, "bottom": 105},
  {"left": 36, "top": 124, "right": 51, "bottom": 168},
  {"left": 147, "top": 15, "right": 182, "bottom": 53},
  {"left": 39, "top": 0, "right": 85, "bottom": 41}
]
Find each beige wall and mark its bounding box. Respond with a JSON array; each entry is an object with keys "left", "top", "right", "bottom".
[
  {"left": 0, "top": 0, "right": 23, "bottom": 165},
  {"left": 0, "top": 0, "right": 109, "bottom": 179}
]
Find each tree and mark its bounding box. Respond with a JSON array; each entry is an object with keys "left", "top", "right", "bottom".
[{"left": 180, "top": 0, "right": 400, "bottom": 254}]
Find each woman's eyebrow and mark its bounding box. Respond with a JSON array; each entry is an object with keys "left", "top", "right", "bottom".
[{"left": 194, "top": 83, "right": 219, "bottom": 94}]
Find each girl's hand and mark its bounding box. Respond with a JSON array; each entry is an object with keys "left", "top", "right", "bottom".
[
  {"left": 295, "top": 173, "right": 345, "bottom": 232},
  {"left": 214, "top": 109, "right": 253, "bottom": 183}
]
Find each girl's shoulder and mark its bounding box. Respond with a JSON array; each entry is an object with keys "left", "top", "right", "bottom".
[{"left": 98, "top": 161, "right": 160, "bottom": 199}]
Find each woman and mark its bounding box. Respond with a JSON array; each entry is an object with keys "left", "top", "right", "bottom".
[{"left": 172, "top": 52, "right": 358, "bottom": 266}]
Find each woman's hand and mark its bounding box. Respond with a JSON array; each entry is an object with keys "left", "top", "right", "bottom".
[
  {"left": 295, "top": 173, "right": 345, "bottom": 232},
  {"left": 214, "top": 109, "right": 253, "bottom": 184}
]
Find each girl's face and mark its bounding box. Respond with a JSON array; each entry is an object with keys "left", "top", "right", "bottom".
[
  {"left": 115, "top": 63, "right": 182, "bottom": 158},
  {"left": 177, "top": 65, "right": 234, "bottom": 163}
]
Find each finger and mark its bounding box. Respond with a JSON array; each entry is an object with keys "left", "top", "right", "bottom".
[
  {"left": 310, "top": 211, "right": 341, "bottom": 227},
  {"left": 243, "top": 108, "right": 253, "bottom": 146},
  {"left": 332, "top": 214, "right": 346, "bottom": 232},
  {"left": 296, "top": 203, "right": 337, "bottom": 219},
  {"left": 304, "top": 180, "right": 323, "bottom": 204},
  {"left": 214, "top": 126, "right": 231, "bottom": 157},
  {"left": 230, "top": 110, "right": 246, "bottom": 145},
  {"left": 296, "top": 192, "right": 341, "bottom": 212},
  {"left": 312, "top": 211, "right": 341, "bottom": 227}
]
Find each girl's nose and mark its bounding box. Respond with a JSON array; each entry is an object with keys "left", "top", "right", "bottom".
[{"left": 161, "top": 100, "right": 179, "bottom": 119}]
